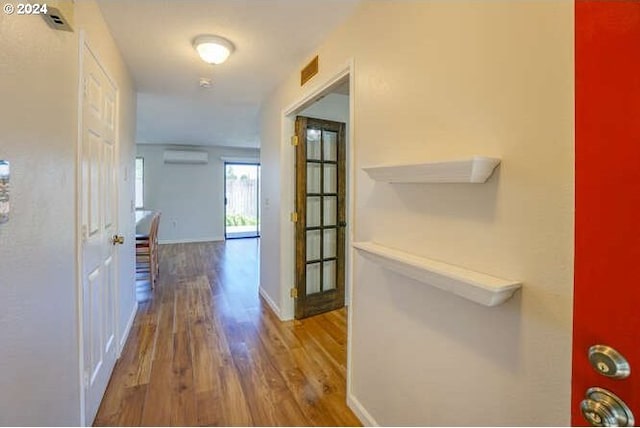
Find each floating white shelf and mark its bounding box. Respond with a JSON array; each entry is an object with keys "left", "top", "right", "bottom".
[
  {"left": 362, "top": 156, "right": 500, "bottom": 183},
  {"left": 353, "top": 241, "right": 521, "bottom": 307}
]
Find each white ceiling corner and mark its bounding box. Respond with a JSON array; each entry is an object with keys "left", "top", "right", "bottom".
[{"left": 96, "top": 0, "right": 362, "bottom": 148}]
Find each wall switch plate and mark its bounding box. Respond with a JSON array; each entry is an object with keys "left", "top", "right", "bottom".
[{"left": 0, "top": 160, "right": 10, "bottom": 224}]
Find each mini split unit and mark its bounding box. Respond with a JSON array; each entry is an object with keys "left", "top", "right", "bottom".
[{"left": 163, "top": 150, "right": 209, "bottom": 164}]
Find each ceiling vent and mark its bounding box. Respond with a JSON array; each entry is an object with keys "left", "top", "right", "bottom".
[
  {"left": 163, "top": 150, "right": 209, "bottom": 165},
  {"left": 42, "top": 7, "right": 73, "bottom": 32}
]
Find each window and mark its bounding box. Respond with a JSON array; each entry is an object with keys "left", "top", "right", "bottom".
[{"left": 135, "top": 157, "right": 144, "bottom": 208}]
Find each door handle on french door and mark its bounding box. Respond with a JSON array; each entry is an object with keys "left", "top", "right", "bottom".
[{"left": 338, "top": 221, "right": 347, "bottom": 228}]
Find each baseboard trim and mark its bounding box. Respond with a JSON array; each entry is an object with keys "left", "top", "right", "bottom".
[
  {"left": 259, "top": 286, "right": 282, "bottom": 320},
  {"left": 159, "top": 237, "right": 224, "bottom": 244},
  {"left": 347, "top": 393, "right": 379, "bottom": 427},
  {"left": 119, "top": 301, "right": 138, "bottom": 356}
]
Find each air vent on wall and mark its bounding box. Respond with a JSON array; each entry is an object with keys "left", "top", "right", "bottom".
[
  {"left": 42, "top": 7, "right": 73, "bottom": 32},
  {"left": 163, "top": 150, "right": 209, "bottom": 165}
]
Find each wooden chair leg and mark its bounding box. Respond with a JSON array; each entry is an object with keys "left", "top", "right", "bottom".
[{"left": 149, "top": 249, "right": 155, "bottom": 288}]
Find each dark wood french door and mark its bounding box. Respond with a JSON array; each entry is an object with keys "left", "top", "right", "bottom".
[{"left": 294, "top": 116, "right": 346, "bottom": 319}]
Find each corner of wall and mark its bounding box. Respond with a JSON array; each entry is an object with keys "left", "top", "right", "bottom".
[
  {"left": 258, "top": 286, "right": 285, "bottom": 320},
  {"left": 119, "top": 301, "right": 138, "bottom": 354},
  {"left": 347, "top": 393, "right": 379, "bottom": 427}
]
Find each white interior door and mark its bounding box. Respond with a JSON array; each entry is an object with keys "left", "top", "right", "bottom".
[{"left": 80, "top": 41, "right": 118, "bottom": 425}]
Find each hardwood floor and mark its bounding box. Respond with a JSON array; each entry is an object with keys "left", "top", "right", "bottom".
[{"left": 94, "top": 239, "right": 360, "bottom": 427}]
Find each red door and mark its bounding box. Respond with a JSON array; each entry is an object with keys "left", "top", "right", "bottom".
[{"left": 573, "top": 1, "right": 640, "bottom": 426}]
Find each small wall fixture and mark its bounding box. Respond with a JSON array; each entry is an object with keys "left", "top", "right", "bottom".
[{"left": 193, "top": 35, "right": 234, "bottom": 65}]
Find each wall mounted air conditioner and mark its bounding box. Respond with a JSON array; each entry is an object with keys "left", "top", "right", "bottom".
[{"left": 163, "top": 150, "right": 209, "bottom": 164}]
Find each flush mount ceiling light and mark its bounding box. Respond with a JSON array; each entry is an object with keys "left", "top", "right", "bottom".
[{"left": 193, "top": 35, "right": 234, "bottom": 65}]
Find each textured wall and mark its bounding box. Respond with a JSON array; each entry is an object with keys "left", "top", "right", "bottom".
[
  {"left": 0, "top": 1, "right": 136, "bottom": 424},
  {"left": 260, "top": 1, "right": 574, "bottom": 425}
]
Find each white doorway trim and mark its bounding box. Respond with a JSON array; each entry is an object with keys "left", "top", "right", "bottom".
[{"left": 279, "top": 59, "right": 354, "bottom": 320}]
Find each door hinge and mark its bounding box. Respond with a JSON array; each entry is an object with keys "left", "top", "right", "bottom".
[
  {"left": 291, "top": 135, "right": 299, "bottom": 146},
  {"left": 290, "top": 212, "right": 298, "bottom": 222},
  {"left": 290, "top": 287, "right": 298, "bottom": 298}
]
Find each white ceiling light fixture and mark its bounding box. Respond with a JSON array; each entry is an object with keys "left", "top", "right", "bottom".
[{"left": 193, "top": 35, "right": 235, "bottom": 65}]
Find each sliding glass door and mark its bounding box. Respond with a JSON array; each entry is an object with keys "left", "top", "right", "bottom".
[{"left": 224, "top": 163, "right": 260, "bottom": 239}]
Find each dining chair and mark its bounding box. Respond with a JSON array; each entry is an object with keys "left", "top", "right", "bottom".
[{"left": 136, "top": 212, "right": 161, "bottom": 288}]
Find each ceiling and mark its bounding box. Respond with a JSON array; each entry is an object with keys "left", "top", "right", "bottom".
[{"left": 96, "top": 0, "right": 362, "bottom": 148}]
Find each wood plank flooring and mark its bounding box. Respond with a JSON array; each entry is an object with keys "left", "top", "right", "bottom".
[{"left": 94, "top": 239, "right": 360, "bottom": 426}]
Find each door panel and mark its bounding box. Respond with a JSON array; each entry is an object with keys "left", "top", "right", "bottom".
[
  {"left": 105, "top": 255, "right": 115, "bottom": 352},
  {"left": 573, "top": 2, "right": 640, "bottom": 425},
  {"left": 88, "top": 267, "right": 102, "bottom": 384},
  {"left": 294, "top": 116, "right": 346, "bottom": 319},
  {"left": 88, "top": 131, "right": 101, "bottom": 235},
  {"left": 104, "top": 144, "right": 114, "bottom": 228},
  {"left": 81, "top": 42, "right": 118, "bottom": 425},
  {"left": 324, "top": 196, "right": 337, "bottom": 226},
  {"left": 307, "top": 196, "right": 321, "bottom": 227}
]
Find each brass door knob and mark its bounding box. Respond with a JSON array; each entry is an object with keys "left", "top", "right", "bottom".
[{"left": 112, "top": 235, "right": 125, "bottom": 245}]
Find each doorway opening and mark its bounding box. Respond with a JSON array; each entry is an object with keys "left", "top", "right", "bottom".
[
  {"left": 278, "top": 64, "right": 353, "bottom": 322},
  {"left": 292, "top": 76, "right": 350, "bottom": 320},
  {"left": 265, "top": 61, "right": 356, "bottom": 420},
  {"left": 77, "top": 37, "right": 121, "bottom": 426},
  {"left": 224, "top": 162, "right": 261, "bottom": 239}
]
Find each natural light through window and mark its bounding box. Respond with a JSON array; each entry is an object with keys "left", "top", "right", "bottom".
[
  {"left": 135, "top": 157, "right": 144, "bottom": 208},
  {"left": 225, "top": 163, "right": 260, "bottom": 238}
]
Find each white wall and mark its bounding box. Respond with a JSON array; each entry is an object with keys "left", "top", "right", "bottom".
[
  {"left": 136, "top": 144, "right": 260, "bottom": 243},
  {"left": 260, "top": 1, "right": 574, "bottom": 426},
  {"left": 0, "top": 1, "right": 136, "bottom": 425},
  {"left": 300, "top": 92, "right": 349, "bottom": 122}
]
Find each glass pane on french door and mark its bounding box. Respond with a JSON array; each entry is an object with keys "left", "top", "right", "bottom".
[
  {"left": 305, "top": 127, "right": 338, "bottom": 296},
  {"left": 225, "top": 163, "right": 261, "bottom": 239}
]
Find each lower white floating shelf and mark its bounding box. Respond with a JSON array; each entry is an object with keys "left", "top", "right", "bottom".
[{"left": 353, "top": 241, "right": 521, "bottom": 307}]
